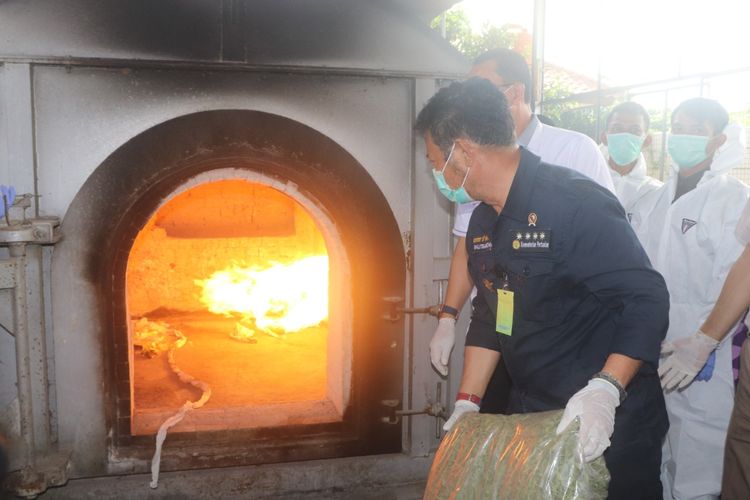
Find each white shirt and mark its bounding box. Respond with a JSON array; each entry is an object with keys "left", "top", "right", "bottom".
[{"left": 453, "top": 117, "right": 614, "bottom": 237}]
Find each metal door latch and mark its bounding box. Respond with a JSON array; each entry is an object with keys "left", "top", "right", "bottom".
[
  {"left": 380, "top": 397, "right": 447, "bottom": 425},
  {"left": 382, "top": 297, "right": 440, "bottom": 322},
  {"left": 382, "top": 278, "right": 448, "bottom": 321}
]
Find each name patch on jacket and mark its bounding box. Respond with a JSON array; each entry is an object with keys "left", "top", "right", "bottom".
[
  {"left": 472, "top": 234, "right": 493, "bottom": 252},
  {"left": 510, "top": 229, "right": 551, "bottom": 252}
]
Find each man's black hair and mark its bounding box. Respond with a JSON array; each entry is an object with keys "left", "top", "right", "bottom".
[
  {"left": 606, "top": 101, "right": 651, "bottom": 131},
  {"left": 671, "top": 97, "right": 729, "bottom": 135},
  {"left": 415, "top": 78, "right": 515, "bottom": 157},
  {"left": 473, "top": 48, "right": 532, "bottom": 104}
]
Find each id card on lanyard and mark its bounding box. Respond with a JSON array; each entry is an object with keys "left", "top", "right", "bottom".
[{"left": 496, "top": 271, "right": 513, "bottom": 336}]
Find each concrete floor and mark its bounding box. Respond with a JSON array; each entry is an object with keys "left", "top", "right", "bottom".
[{"left": 35, "top": 454, "right": 431, "bottom": 500}]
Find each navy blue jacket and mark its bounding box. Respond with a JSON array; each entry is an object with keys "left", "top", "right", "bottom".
[{"left": 465, "top": 147, "right": 669, "bottom": 451}]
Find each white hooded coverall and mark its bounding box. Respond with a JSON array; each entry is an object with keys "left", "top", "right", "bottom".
[
  {"left": 606, "top": 150, "right": 663, "bottom": 212},
  {"left": 630, "top": 123, "right": 750, "bottom": 500}
]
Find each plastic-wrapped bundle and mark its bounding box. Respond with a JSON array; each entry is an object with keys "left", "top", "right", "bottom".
[{"left": 424, "top": 410, "right": 609, "bottom": 499}]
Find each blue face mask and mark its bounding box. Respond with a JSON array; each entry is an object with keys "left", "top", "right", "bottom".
[
  {"left": 432, "top": 143, "right": 475, "bottom": 204},
  {"left": 606, "top": 133, "right": 645, "bottom": 167},
  {"left": 668, "top": 134, "right": 710, "bottom": 170}
]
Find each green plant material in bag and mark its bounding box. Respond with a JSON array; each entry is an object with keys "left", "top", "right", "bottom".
[{"left": 424, "top": 410, "right": 610, "bottom": 499}]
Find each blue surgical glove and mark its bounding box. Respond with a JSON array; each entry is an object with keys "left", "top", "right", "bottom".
[
  {"left": 659, "top": 330, "right": 719, "bottom": 390},
  {"left": 0, "top": 185, "right": 16, "bottom": 206},
  {"left": 0, "top": 185, "right": 16, "bottom": 219},
  {"left": 694, "top": 350, "right": 716, "bottom": 381}
]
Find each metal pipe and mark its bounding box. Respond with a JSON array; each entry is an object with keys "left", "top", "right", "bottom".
[
  {"left": 659, "top": 90, "right": 669, "bottom": 181},
  {"left": 398, "top": 304, "right": 440, "bottom": 317},
  {"left": 531, "top": 0, "right": 546, "bottom": 113},
  {"left": 10, "top": 242, "right": 36, "bottom": 468},
  {"left": 0, "top": 54, "right": 467, "bottom": 81},
  {"left": 28, "top": 245, "right": 52, "bottom": 449},
  {"left": 29, "top": 64, "right": 40, "bottom": 219},
  {"left": 540, "top": 65, "right": 750, "bottom": 108}
]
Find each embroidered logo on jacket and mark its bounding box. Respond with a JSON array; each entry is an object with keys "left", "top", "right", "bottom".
[
  {"left": 511, "top": 229, "right": 551, "bottom": 252},
  {"left": 472, "top": 234, "right": 492, "bottom": 252},
  {"left": 528, "top": 212, "right": 538, "bottom": 227},
  {"left": 681, "top": 218, "right": 697, "bottom": 234}
]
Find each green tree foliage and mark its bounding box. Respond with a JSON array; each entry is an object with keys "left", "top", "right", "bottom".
[
  {"left": 538, "top": 79, "right": 589, "bottom": 132},
  {"left": 434, "top": 11, "right": 601, "bottom": 140},
  {"left": 430, "top": 10, "right": 520, "bottom": 60},
  {"left": 730, "top": 109, "right": 750, "bottom": 127}
]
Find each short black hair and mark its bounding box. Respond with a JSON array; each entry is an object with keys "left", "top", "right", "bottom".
[
  {"left": 415, "top": 78, "right": 515, "bottom": 157},
  {"left": 671, "top": 97, "right": 729, "bottom": 135},
  {"left": 474, "top": 48, "right": 532, "bottom": 104},
  {"left": 606, "top": 101, "right": 651, "bottom": 131}
]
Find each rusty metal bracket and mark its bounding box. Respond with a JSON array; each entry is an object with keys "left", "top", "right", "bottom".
[
  {"left": 382, "top": 297, "right": 440, "bottom": 322},
  {"left": 380, "top": 387, "right": 447, "bottom": 426},
  {"left": 4, "top": 450, "right": 71, "bottom": 499}
]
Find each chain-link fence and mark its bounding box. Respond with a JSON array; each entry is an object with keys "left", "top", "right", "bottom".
[{"left": 539, "top": 68, "right": 750, "bottom": 185}]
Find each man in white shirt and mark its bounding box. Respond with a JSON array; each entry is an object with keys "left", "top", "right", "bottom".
[
  {"left": 430, "top": 48, "right": 614, "bottom": 414},
  {"left": 601, "top": 101, "right": 662, "bottom": 213}
]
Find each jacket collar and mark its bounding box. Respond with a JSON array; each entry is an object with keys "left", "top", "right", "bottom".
[{"left": 499, "top": 147, "right": 541, "bottom": 223}]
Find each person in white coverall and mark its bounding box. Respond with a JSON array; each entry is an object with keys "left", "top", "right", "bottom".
[
  {"left": 600, "top": 101, "right": 662, "bottom": 213},
  {"left": 629, "top": 97, "right": 750, "bottom": 500},
  {"left": 429, "top": 48, "right": 614, "bottom": 416}
]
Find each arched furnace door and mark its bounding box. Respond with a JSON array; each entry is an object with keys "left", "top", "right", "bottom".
[{"left": 89, "top": 110, "right": 405, "bottom": 469}]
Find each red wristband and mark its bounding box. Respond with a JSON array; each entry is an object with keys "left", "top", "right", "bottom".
[{"left": 456, "top": 392, "right": 482, "bottom": 405}]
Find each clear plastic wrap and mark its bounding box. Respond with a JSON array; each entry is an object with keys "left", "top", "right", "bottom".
[{"left": 424, "top": 410, "right": 610, "bottom": 499}]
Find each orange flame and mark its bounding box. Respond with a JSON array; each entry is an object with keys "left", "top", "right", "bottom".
[{"left": 195, "top": 256, "right": 329, "bottom": 334}]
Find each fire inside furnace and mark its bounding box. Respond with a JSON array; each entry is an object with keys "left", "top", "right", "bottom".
[
  {"left": 126, "top": 179, "right": 343, "bottom": 435},
  {"left": 196, "top": 255, "right": 329, "bottom": 341}
]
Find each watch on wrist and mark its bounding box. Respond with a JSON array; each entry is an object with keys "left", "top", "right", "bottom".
[
  {"left": 592, "top": 371, "right": 627, "bottom": 403},
  {"left": 439, "top": 304, "right": 459, "bottom": 319}
]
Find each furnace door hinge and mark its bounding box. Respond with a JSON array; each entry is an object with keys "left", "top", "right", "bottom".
[
  {"left": 403, "top": 231, "right": 413, "bottom": 272},
  {"left": 380, "top": 384, "right": 447, "bottom": 428}
]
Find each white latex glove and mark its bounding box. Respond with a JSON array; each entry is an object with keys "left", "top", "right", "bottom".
[
  {"left": 658, "top": 330, "right": 719, "bottom": 391},
  {"left": 556, "top": 378, "right": 620, "bottom": 462},
  {"left": 429, "top": 318, "right": 456, "bottom": 376},
  {"left": 442, "top": 399, "right": 479, "bottom": 432}
]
